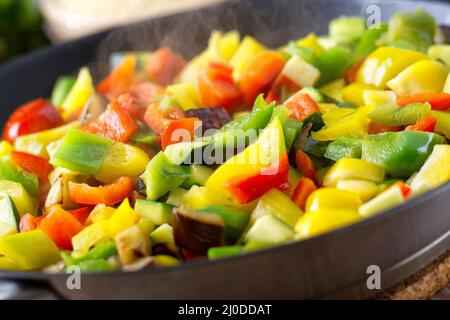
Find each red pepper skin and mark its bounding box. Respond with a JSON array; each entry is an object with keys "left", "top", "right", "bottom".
[
  {"left": 291, "top": 177, "right": 317, "bottom": 211},
  {"left": 295, "top": 150, "right": 317, "bottom": 184},
  {"left": 144, "top": 102, "right": 185, "bottom": 135},
  {"left": 2, "top": 98, "right": 63, "bottom": 143},
  {"left": 240, "top": 51, "right": 285, "bottom": 106},
  {"left": 68, "top": 176, "right": 134, "bottom": 206},
  {"left": 82, "top": 101, "right": 137, "bottom": 142},
  {"left": 161, "top": 117, "right": 200, "bottom": 151},
  {"left": 148, "top": 47, "right": 186, "bottom": 86},
  {"left": 344, "top": 59, "right": 364, "bottom": 84},
  {"left": 388, "top": 181, "right": 411, "bottom": 199},
  {"left": 68, "top": 207, "right": 92, "bottom": 224},
  {"left": 198, "top": 63, "right": 242, "bottom": 109},
  {"left": 397, "top": 92, "right": 450, "bottom": 110},
  {"left": 267, "top": 74, "right": 302, "bottom": 104},
  {"left": 225, "top": 153, "right": 289, "bottom": 204},
  {"left": 97, "top": 55, "right": 136, "bottom": 99},
  {"left": 19, "top": 213, "right": 37, "bottom": 233},
  {"left": 285, "top": 92, "right": 321, "bottom": 121},
  {"left": 405, "top": 115, "right": 436, "bottom": 132},
  {"left": 368, "top": 121, "right": 403, "bottom": 134},
  {"left": 39, "top": 205, "right": 84, "bottom": 250},
  {"left": 11, "top": 151, "right": 53, "bottom": 181}
]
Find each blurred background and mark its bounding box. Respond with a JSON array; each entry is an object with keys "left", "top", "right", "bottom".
[{"left": 0, "top": 0, "right": 221, "bottom": 64}]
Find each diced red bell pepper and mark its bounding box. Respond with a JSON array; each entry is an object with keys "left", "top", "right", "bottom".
[
  {"left": 198, "top": 63, "right": 243, "bottom": 109},
  {"left": 68, "top": 176, "right": 133, "bottom": 206},
  {"left": 68, "top": 207, "right": 92, "bottom": 224},
  {"left": 388, "top": 181, "right": 411, "bottom": 199},
  {"left": 148, "top": 47, "right": 186, "bottom": 86},
  {"left": 405, "top": 115, "right": 436, "bottom": 132},
  {"left": 19, "top": 213, "right": 37, "bottom": 233},
  {"left": 116, "top": 82, "right": 165, "bottom": 121},
  {"left": 82, "top": 101, "right": 137, "bottom": 142},
  {"left": 291, "top": 177, "right": 317, "bottom": 211},
  {"left": 285, "top": 92, "right": 321, "bottom": 121},
  {"left": 240, "top": 51, "right": 285, "bottom": 106},
  {"left": 2, "top": 98, "right": 63, "bottom": 143},
  {"left": 267, "top": 74, "right": 302, "bottom": 104},
  {"left": 39, "top": 205, "right": 84, "bottom": 250},
  {"left": 182, "top": 249, "right": 204, "bottom": 260},
  {"left": 161, "top": 117, "right": 200, "bottom": 151},
  {"left": 396, "top": 92, "right": 450, "bottom": 110},
  {"left": 295, "top": 150, "right": 317, "bottom": 184},
  {"left": 97, "top": 55, "right": 136, "bottom": 99},
  {"left": 225, "top": 153, "right": 289, "bottom": 204},
  {"left": 344, "top": 59, "right": 365, "bottom": 84},
  {"left": 368, "top": 121, "right": 403, "bottom": 134},
  {"left": 11, "top": 151, "right": 53, "bottom": 181},
  {"left": 143, "top": 102, "right": 185, "bottom": 134}
]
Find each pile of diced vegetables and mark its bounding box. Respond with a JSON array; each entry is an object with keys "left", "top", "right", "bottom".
[{"left": 1, "top": 9, "right": 450, "bottom": 273}]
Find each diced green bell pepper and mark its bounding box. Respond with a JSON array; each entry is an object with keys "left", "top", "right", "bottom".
[
  {"left": 207, "top": 246, "right": 243, "bottom": 260},
  {"left": 387, "top": 9, "right": 435, "bottom": 52},
  {"left": 303, "top": 112, "right": 325, "bottom": 132},
  {"left": 355, "top": 23, "right": 388, "bottom": 58},
  {"left": 0, "top": 180, "right": 37, "bottom": 216},
  {"left": 142, "top": 151, "right": 190, "bottom": 200},
  {"left": 77, "top": 259, "right": 118, "bottom": 273},
  {"left": 51, "top": 75, "right": 76, "bottom": 108},
  {"left": 61, "top": 241, "right": 117, "bottom": 267},
  {"left": 50, "top": 129, "right": 113, "bottom": 174},
  {"left": 284, "top": 118, "right": 303, "bottom": 149},
  {"left": 316, "top": 46, "right": 354, "bottom": 86},
  {"left": 324, "top": 135, "right": 362, "bottom": 161},
  {"left": 362, "top": 131, "right": 444, "bottom": 177},
  {"left": 200, "top": 205, "right": 250, "bottom": 244},
  {"left": 369, "top": 102, "right": 431, "bottom": 126},
  {"left": 0, "top": 158, "right": 39, "bottom": 196},
  {"left": 286, "top": 42, "right": 318, "bottom": 65},
  {"left": 0, "top": 230, "right": 60, "bottom": 270}
]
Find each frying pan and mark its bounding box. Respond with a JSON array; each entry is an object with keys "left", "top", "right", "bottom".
[{"left": 0, "top": 0, "right": 449, "bottom": 299}]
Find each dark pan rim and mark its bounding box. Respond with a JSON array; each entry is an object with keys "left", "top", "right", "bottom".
[
  {"left": 0, "top": 0, "right": 449, "bottom": 280},
  {"left": 1, "top": 180, "right": 449, "bottom": 280}
]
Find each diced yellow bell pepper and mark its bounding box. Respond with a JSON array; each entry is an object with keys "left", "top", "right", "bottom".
[
  {"left": 71, "top": 220, "right": 110, "bottom": 257},
  {"left": 153, "top": 255, "right": 181, "bottom": 267},
  {"left": 318, "top": 103, "right": 339, "bottom": 114},
  {"left": 94, "top": 142, "right": 149, "bottom": 183},
  {"left": 387, "top": 60, "right": 449, "bottom": 95},
  {"left": 108, "top": 198, "right": 140, "bottom": 237},
  {"left": 336, "top": 179, "right": 380, "bottom": 202},
  {"left": 166, "top": 83, "right": 201, "bottom": 110},
  {"left": 427, "top": 44, "right": 450, "bottom": 67},
  {"left": 0, "top": 141, "right": 12, "bottom": 157},
  {"left": 359, "top": 185, "right": 405, "bottom": 218},
  {"left": 85, "top": 204, "right": 116, "bottom": 225},
  {"left": 61, "top": 67, "right": 95, "bottom": 120},
  {"left": 219, "top": 30, "right": 240, "bottom": 61},
  {"left": 205, "top": 118, "right": 286, "bottom": 192},
  {"left": 230, "top": 36, "right": 266, "bottom": 82},
  {"left": 295, "top": 208, "right": 360, "bottom": 239},
  {"left": 0, "top": 230, "right": 60, "bottom": 270},
  {"left": 0, "top": 256, "right": 22, "bottom": 270},
  {"left": 251, "top": 188, "right": 303, "bottom": 227},
  {"left": 320, "top": 79, "right": 345, "bottom": 101},
  {"left": 312, "top": 106, "right": 372, "bottom": 141},
  {"left": 323, "top": 158, "right": 385, "bottom": 187},
  {"left": 356, "top": 47, "right": 428, "bottom": 88},
  {"left": 305, "top": 188, "right": 362, "bottom": 212},
  {"left": 0, "top": 180, "right": 37, "bottom": 216},
  {"left": 322, "top": 108, "right": 355, "bottom": 126},
  {"left": 14, "top": 122, "right": 80, "bottom": 159},
  {"left": 341, "top": 83, "right": 378, "bottom": 106},
  {"left": 362, "top": 90, "right": 396, "bottom": 107},
  {"left": 410, "top": 145, "right": 450, "bottom": 195},
  {"left": 297, "top": 33, "right": 324, "bottom": 55}
]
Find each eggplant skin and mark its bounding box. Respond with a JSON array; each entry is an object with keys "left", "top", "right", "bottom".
[
  {"left": 172, "top": 209, "right": 225, "bottom": 255},
  {"left": 185, "top": 107, "right": 231, "bottom": 132}
]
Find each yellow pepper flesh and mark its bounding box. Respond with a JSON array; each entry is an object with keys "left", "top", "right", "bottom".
[
  {"left": 341, "top": 83, "right": 378, "bottom": 106},
  {"left": 108, "top": 198, "right": 140, "bottom": 237},
  {"left": 61, "top": 67, "right": 95, "bottom": 120},
  {"left": 305, "top": 188, "right": 362, "bottom": 213}
]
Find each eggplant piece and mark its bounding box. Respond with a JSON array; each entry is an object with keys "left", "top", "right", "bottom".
[
  {"left": 115, "top": 225, "right": 152, "bottom": 265},
  {"left": 185, "top": 107, "right": 231, "bottom": 133},
  {"left": 172, "top": 207, "right": 225, "bottom": 255},
  {"left": 78, "top": 93, "right": 109, "bottom": 125}
]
